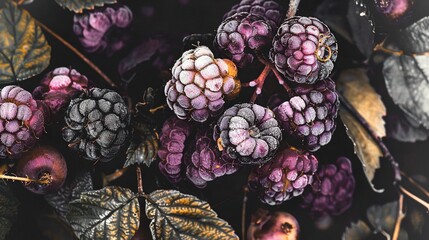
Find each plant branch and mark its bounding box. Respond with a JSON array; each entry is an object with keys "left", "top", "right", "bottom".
[
  {"left": 287, "top": 0, "right": 301, "bottom": 18},
  {"left": 399, "top": 186, "right": 429, "bottom": 211},
  {"left": 392, "top": 194, "right": 405, "bottom": 240},
  {"left": 103, "top": 168, "right": 129, "bottom": 186},
  {"left": 400, "top": 170, "right": 429, "bottom": 198},
  {"left": 35, "top": 19, "right": 117, "bottom": 88},
  {"left": 136, "top": 166, "right": 144, "bottom": 195},
  {"left": 339, "top": 94, "right": 401, "bottom": 182},
  {"left": 242, "top": 186, "right": 249, "bottom": 240}
]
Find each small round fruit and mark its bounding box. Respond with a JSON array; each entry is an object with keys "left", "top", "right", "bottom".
[
  {"left": 247, "top": 209, "right": 300, "bottom": 240},
  {"left": 16, "top": 145, "right": 67, "bottom": 194}
]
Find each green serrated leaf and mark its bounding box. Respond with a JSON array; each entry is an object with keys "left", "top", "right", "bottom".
[
  {"left": 54, "top": 0, "right": 117, "bottom": 13},
  {"left": 338, "top": 68, "right": 386, "bottom": 192},
  {"left": 342, "top": 220, "right": 371, "bottom": 240},
  {"left": 145, "top": 189, "right": 239, "bottom": 240},
  {"left": 67, "top": 186, "right": 139, "bottom": 240},
  {"left": 0, "top": 183, "right": 19, "bottom": 240},
  {"left": 0, "top": 1, "right": 51, "bottom": 83}
]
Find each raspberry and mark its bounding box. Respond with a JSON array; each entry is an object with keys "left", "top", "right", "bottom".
[
  {"left": 157, "top": 116, "right": 191, "bottom": 183},
  {"left": 248, "top": 147, "right": 318, "bottom": 205},
  {"left": 62, "top": 88, "right": 130, "bottom": 162},
  {"left": 73, "top": 5, "right": 133, "bottom": 53},
  {"left": 214, "top": 103, "right": 282, "bottom": 165},
  {"left": 165, "top": 46, "right": 240, "bottom": 122},
  {"left": 270, "top": 16, "right": 338, "bottom": 84},
  {"left": 215, "top": 12, "right": 273, "bottom": 67},
  {"left": 274, "top": 78, "right": 339, "bottom": 152},
  {"left": 32, "top": 67, "right": 89, "bottom": 118},
  {"left": 224, "top": 0, "right": 285, "bottom": 30},
  {"left": 185, "top": 129, "right": 240, "bottom": 188},
  {"left": 0, "top": 86, "right": 46, "bottom": 159},
  {"left": 302, "top": 157, "right": 355, "bottom": 217}
]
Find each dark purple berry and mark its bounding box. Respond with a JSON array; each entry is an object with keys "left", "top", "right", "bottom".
[
  {"left": 274, "top": 78, "right": 339, "bottom": 152},
  {"left": 15, "top": 145, "right": 67, "bottom": 194},
  {"left": 374, "top": 0, "right": 414, "bottom": 21},
  {"left": 270, "top": 16, "right": 337, "bottom": 84},
  {"left": 157, "top": 116, "right": 191, "bottom": 183},
  {"left": 302, "top": 157, "right": 355, "bottom": 217},
  {"left": 248, "top": 147, "right": 318, "bottom": 205}
]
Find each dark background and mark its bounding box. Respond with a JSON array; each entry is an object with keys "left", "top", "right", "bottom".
[{"left": 4, "top": 0, "right": 429, "bottom": 239}]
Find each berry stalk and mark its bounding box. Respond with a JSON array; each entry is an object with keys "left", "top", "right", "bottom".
[
  {"left": 136, "top": 166, "right": 144, "bottom": 195},
  {"left": 286, "top": 0, "right": 301, "bottom": 18},
  {"left": 241, "top": 186, "right": 249, "bottom": 240},
  {"left": 35, "top": 19, "right": 117, "bottom": 88}
]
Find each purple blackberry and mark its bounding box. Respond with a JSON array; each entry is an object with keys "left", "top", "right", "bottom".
[
  {"left": 62, "top": 88, "right": 130, "bottom": 162},
  {"left": 247, "top": 209, "right": 300, "bottom": 240},
  {"left": 274, "top": 78, "right": 339, "bottom": 152},
  {"left": 33, "top": 67, "right": 89, "bottom": 118},
  {"left": 165, "top": 46, "right": 240, "bottom": 122},
  {"left": 248, "top": 147, "right": 318, "bottom": 205},
  {"left": 224, "top": 0, "right": 285, "bottom": 30},
  {"left": 185, "top": 130, "right": 240, "bottom": 188},
  {"left": 0, "top": 86, "right": 46, "bottom": 159},
  {"left": 302, "top": 157, "right": 355, "bottom": 217},
  {"left": 214, "top": 103, "right": 282, "bottom": 165},
  {"left": 73, "top": 5, "right": 133, "bottom": 53},
  {"left": 270, "top": 16, "right": 338, "bottom": 84},
  {"left": 215, "top": 12, "right": 273, "bottom": 67},
  {"left": 157, "top": 116, "right": 191, "bottom": 183}
]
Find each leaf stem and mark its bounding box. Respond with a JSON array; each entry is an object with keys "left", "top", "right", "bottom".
[
  {"left": 399, "top": 185, "right": 429, "bottom": 211},
  {"left": 34, "top": 19, "right": 117, "bottom": 88},
  {"left": 286, "top": 0, "right": 301, "bottom": 18},
  {"left": 242, "top": 186, "right": 249, "bottom": 240},
  {"left": 136, "top": 166, "right": 143, "bottom": 195},
  {"left": 392, "top": 194, "right": 405, "bottom": 240},
  {"left": 339, "top": 94, "right": 401, "bottom": 182}
]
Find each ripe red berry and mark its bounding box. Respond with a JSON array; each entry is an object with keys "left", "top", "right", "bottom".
[{"left": 15, "top": 145, "right": 67, "bottom": 194}]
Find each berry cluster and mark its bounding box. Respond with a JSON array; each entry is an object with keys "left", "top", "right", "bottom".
[
  {"left": 73, "top": 5, "right": 133, "bottom": 53},
  {"left": 160, "top": 0, "right": 352, "bottom": 213}
]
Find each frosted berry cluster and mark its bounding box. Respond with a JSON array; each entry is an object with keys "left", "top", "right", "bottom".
[{"left": 73, "top": 5, "right": 133, "bottom": 53}]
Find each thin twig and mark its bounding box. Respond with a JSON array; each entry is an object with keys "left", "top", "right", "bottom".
[
  {"left": 392, "top": 194, "right": 405, "bottom": 240},
  {"left": 400, "top": 170, "right": 429, "bottom": 198},
  {"left": 0, "top": 173, "right": 50, "bottom": 185},
  {"left": 286, "top": 0, "right": 301, "bottom": 18},
  {"left": 339, "top": 94, "right": 401, "bottom": 182},
  {"left": 35, "top": 20, "right": 117, "bottom": 88},
  {"left": 149, "top": 104, "right": 167, "bottom": 114},
  {"left": 373, "top": 38, "right": 403, "bottom": 56},
  {"left": 103, "top": 168, "right": 129, "bottom": 186},
  {"left": 399, "top": 186, "right": 429, "bottom": 211},
  {"left": 136, "top": 166, "right": 144, "bottom": 195},
  {"left": 242, "top": 186, "right": 249, "bottom": 240}
]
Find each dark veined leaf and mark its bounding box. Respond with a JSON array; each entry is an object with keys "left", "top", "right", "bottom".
[
  {"left": 0, "top": 1, "right": 51, "bottom": 83},
  {"left": 315, "top": 0, "right": 353, "bottom": 43},
  {"left": 383, "top": 17, "right": 429, "bottom": 130},
  {"left": 338, "top": 68, "right": 386, "bottom": 192},
  {"left": 386, "top": 108, "right": 429, "bottom": 142},
  {"left": 366, "top": 201, "right": 408, "bottom": 239},
  {"left": 342, "top": 220, "right": 371, "bottom": 240},
  {"left": 124, "top": 121, "right": 159, "bottom": 168},
  {"left": 54, "top": 0, "right": 117, "bottom": 13},
  {"left": 67, "top": 186, "right": 140, "bottom": 240},
  {"left": 36, "top": 214, "right": 78, "bottom": 240},
  {"left": 0, "top": 183, "right": 19, "bottom": 240},
  {"left": 145, "top": 189, "right": 239, "bottom": 240},
  {"left": 346, "top": 0, "right": 375, "bottom": 58},
  {"left": 45, "top": 171, "right": 94, "bottom": 218}
]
